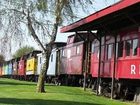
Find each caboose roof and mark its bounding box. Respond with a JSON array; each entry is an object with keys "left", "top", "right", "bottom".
[{"left": 61, "top": 0, "right": 140, "bottom": 33}]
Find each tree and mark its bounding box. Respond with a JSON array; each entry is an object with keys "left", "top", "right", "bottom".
[
  {"left": 0, "top": 0, "right": 100, "bottom": 92},
  {"left": 0, "top": 54, "right": 5, "bottom": 64},
  {"left": 12, "top": 46, "right": 35, "bottom": 58}
]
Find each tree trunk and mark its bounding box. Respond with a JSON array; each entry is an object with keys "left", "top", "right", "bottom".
[
  {"left": 37, "top": 45, "right": 52, "bottom": 92},
  {"left": 37, "top": 72, "right": 46, "bottom": 92}
]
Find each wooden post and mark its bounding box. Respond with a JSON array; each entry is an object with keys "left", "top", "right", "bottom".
[
  {"left": 56, "top": 49, "right": 60, "bottom": 85},
  {"left": 83, "top": 71, "right": 87, "bottom": 91},
  {"left": 83, "top": 33, "right": 90, "bottom": 91},
  {"left": 56, "top": 49, "right": 60, "bottom": 75},
  {"left": 111, "top": 35, "right": 117, "bottom": 99},
  {"left": 96, "top": 35, "right": 102, "bottom": 95},
  {"left": 88, "top": 39, "right": 91, "bottom": 72},
  {"left": 83, "top": 42, "right": 88, "bottom": 91}
]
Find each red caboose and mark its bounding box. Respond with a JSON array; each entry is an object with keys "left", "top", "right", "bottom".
[
  {"left": 60, "top": 35, "right": 84, "bottom": 74},
  {"left": 59, "top": 34, "right": 92, "bottom": 86}
]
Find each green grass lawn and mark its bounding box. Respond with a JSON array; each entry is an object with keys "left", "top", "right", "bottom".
[{"left": 0, "top": 78, "right": 136, "bottom": 105}]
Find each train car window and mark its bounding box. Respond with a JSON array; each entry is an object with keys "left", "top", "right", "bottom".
[
  {"left": 40, "top": 57, "right": 42, "bottom": 64},
  {"left": 76, "top": 46, "right": 80, "bottom": 55},
  {"left": 51, "top": 54, "right": 53, "bottom": 62},
  {"left": 67, "top": 50, "right": 71, "bottom": 58},
  {"left": 68, "top": 36, "right": 75, "bottom": 44},
  {"left": 132, "top": 39, "right": 138, "bottom": 56},
  {"left": 125, "top": 40, "right": 131, "bottom": 56},
  {"left": 117, "top": 41, "right": 123, "bottom": 57},
  {"left": 116, "top": 43, "right": 118, "bottom": 58},
  {"left": 67, "top": 38, "right": 70, "bottom": 44},
  {"left": 97, "top": 48, "right": 99, "bottom": 59},
  {"left": 101, "top": 46, "right": 104, "bottom": 61},
  {"left": 91, "top": 42, "right": 95, "bottom": 53},
  {"left": 62, "top": 50, "right": 65, "bottom": 57},
  {"left": 94, "top": 46, "right": 99, "bottom": 59},
  {"left": 107, "top": 44, "right": 113, "bottom": 59}
]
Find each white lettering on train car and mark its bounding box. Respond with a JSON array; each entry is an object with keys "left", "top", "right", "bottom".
[{"left": 131, "top": 65, "right": 136, "bottom": 75}]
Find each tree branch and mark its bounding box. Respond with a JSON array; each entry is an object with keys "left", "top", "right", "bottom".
[{"left": 27, "top": 10, "right": 46, "bottom": 52}]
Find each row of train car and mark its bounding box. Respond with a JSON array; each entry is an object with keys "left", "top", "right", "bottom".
[
  {"left": 0, "top": 50, "right": 42, "bottom": 81},
  {"left": 0, "top": 43, "right": 66, "bottom": 82},
  {"left": 1, "top": 0, "right": 140, "bottom": 101}
]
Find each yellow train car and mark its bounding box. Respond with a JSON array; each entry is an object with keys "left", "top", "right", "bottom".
[{"left": 26, "top": 57, "right": 37, "bottom": 75}]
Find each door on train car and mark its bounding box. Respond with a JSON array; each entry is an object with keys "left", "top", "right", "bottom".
[
  {"left": 13, "top": 60, "right": 18, "bottom": 76},
  {"left": 37, "top": 53, "right": 45, "bottom": 75},
  {"left": 101, "top": 36, "right": 114, "bottom": 78},
  {"left": 59, "top": 48, "right": 67, "bottom": 74},
  {"left": 47, "top": 49, "right": 57, "bottom": 76},
  {"left": 90, "top": 36, "right": 115, "bottom": 78},
  {"left": 37, "top": 54, "right": 41, "bottom": 75},
  {"left": 90, "top": 39, "right": 99, "bottom": 77},
  {"left": 8, "top": 62, "right": 13, "bottom": 75}
]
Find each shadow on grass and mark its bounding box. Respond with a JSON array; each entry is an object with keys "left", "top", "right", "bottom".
[
  {"left": 0, "top": 79, "right": 36, "bottom": 86},
  {"left": 0, "top": 98, "right": 103, "bottom": 105},
  {"left": 0, "top": 80, "right": 36, "bottom": 86},
  {"left": 0, "top": 80, "right": 58, "bottom": 87},
  {"left": 0, "top": 79, "right": 57, "bottom": 87}
]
